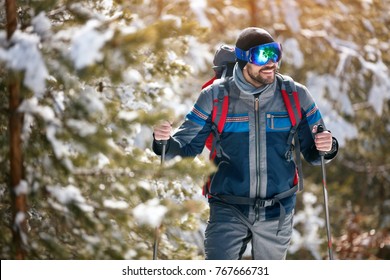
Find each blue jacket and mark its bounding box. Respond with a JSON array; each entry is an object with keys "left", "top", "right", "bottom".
[{"left": 153, "top": 71, "right": 338, "bottom": 221}]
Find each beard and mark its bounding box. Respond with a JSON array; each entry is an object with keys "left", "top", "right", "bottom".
[{"left": 247, "top": 65, "right": 277, "bottom": 85}]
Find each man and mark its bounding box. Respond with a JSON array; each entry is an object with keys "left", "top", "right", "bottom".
[{"left": 153, "top": 27, "right": 338, "bottom": 259}]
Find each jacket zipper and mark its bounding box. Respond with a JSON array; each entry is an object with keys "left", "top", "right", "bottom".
[
  {"left": 267, "top": 113, "right": 289, "bottom": 129},
  {"left": 254, "top": 94, "right": 261, "bottom": 220}
]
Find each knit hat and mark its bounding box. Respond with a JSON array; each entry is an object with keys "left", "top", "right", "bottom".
[{"left": 235, "top": 27, "right": 275, "bottom": 69}]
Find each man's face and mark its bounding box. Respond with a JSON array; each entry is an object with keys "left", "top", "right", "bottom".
[{"left": 245, "top": 61, "right": 278, "bottom": 86}]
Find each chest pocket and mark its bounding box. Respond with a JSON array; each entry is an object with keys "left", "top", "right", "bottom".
[{"left": 266, "top": 112, "right": 292, "bottom": 132}]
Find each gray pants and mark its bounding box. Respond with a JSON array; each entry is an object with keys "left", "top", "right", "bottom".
[{"left": 204, "top": 203, "right": 293, "bottom": 260}]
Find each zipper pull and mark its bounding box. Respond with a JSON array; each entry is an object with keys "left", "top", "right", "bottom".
[{"left": 254, "top": 94, "right": 260, "bottom": 112}]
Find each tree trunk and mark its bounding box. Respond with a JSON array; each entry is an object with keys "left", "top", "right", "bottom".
[
  {"left": 156, "top": 0, "right": 164, "bottom": 18},
  {"left": 6, "top": 0, "right": 17, "bottom": 40},
  {"left": 6, "top": 0, "right": 27, "bottom": 260},
  {"left": 248, "top": 0, "right": 257, "bottom": 27}
]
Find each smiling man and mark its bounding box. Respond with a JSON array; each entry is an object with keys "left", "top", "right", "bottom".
[{"left": 153, "top": 27, "right": 338, "bottom": 260}]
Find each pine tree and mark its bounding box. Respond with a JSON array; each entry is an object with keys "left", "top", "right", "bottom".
[{"left": 0, "top": 0, "right": 213, "bottom": 259}]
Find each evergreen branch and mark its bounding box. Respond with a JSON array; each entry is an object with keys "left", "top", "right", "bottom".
[
  {"left": 72, "top": 167, "right": 149, "bottom": 177},
  {"left": 342, "top": 160, "right": 390, "bottom": 174},
  {"left": 0, "top": 107, "right": 9, "bottom": 115}
]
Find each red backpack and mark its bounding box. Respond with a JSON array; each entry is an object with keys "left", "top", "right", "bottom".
[{"left": 201, "top": 45, "right": 304, "bottom": 195}]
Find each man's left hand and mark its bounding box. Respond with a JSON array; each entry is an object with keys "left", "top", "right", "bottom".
[{"left": 313, "top": 125, "right": 333, "bottom": 152}]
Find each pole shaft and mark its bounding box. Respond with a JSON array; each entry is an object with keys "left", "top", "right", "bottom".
[
  {"left": 153, "top": 227, "right": 159, "bottom": 260},
  {"left": 320, "top": 155, "right": 334, "bottom": 260},
  {"left": 317, "top": 125, "right": 333, "bottom": 260},
  {"left": 153, "top": 141, "right": 167, "bottom": 260}
]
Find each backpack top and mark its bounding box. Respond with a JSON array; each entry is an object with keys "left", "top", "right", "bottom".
[{"left": 213, "top": 45, "right": 236, "bottom": 78}]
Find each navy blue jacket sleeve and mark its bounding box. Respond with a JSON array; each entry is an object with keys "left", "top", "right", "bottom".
[
  {"left": 153, "top": 86, "right": 214, "bottom": 159},
  {"left": 296, "top": 83, "right": 339, "bottom": 166}
]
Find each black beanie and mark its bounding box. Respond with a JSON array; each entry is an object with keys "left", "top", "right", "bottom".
[{"left": 235, "top": 27, "right": 275, "bottom": 70}]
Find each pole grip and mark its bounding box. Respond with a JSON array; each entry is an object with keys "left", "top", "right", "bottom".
[{"left": 317, "top": 124, "right": 325, "bottom": 133}]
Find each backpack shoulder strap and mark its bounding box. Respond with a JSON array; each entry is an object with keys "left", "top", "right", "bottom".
[
  {"left": 277, "top": 74, "right": 304, "bottom": 192},
  {"left": 202, "top": 77, "right": 230, "bottom": 196},
  {"left": 207, "top": 77, "right": 230, "bottom": 159},
  {"left": 211, "top": 78, "right": 229, "bottom": 133},
  {"left": 278, "top": 74, "right": 302, "bottom": 127}
]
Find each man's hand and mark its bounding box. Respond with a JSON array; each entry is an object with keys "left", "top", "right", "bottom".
[
  {"left": 312, "top": 125, "right": 333, "bottom": 152},
  {"left": 153, "top": 120, "right": 172, "bottom": 141}
]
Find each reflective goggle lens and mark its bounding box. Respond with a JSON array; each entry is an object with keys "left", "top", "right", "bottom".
[
  {"left": 235, "top": 42, "right": 282, "bottom": 66},
  {"left": 249, "top": 42, "right": 282, "bottom": 66}
]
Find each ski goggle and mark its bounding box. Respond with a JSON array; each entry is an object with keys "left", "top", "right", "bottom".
[{"left": 235, "top": 42, "right": 282, "bottom": 66}]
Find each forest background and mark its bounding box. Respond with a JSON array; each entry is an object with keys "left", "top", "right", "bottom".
[{"left": 1, "top": 0, "right": 389, "bottom": 260}]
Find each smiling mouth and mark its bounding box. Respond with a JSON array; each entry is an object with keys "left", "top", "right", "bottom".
[{"left": 260, "top": 68, "right": 275, "bottom": 74}]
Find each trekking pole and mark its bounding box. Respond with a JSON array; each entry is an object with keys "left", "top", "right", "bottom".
[
  {"left": 152, "top": 226, "right": 159, "bottom": 260},
  {"left": 317, "top": 125, "right": 334, "bottom": 260},
  {"left": 153, "top": 139, "right": 167, "bottom": 260}
]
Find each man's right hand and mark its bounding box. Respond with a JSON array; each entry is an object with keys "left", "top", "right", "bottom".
[{"left": 153, "top": 120, "right": 172, "bottom": 141}]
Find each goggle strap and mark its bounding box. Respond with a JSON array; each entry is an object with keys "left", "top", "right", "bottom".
[{"left": 235, "top": 47, "right": 250, "bottom": 62}]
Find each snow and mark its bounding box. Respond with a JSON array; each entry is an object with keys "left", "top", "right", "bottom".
[
  {"left": 101, "top": 0, "right": 113, "bottom": 11},
  {"left": 31, "top": 12, "right": 52, "bottom": 39},
  {"left": 132, "top": 198, "right": 168, "bottom": 227},
  {"left": 122, "top": 69, "right": 143, "bottom": 84},
  {"left": 160, "top": 14, "right": 182, "bottom": 28},
  {"left": 124, "top": 249, "right": 137, "bottom": 259},
  {"left": 51, "top": 91, "right": 66, "bottom": 113},
  {"left": 137, "top": 180, "right": 153, "bottom": 191},
  {"left": 364, "top": 57, "right": 390, "bottom": 115},
  {"left": 281, "top": 0, "right": 301, "bottom": 33},
  {"left": 327, "top": 35, "right": 390, "bottom": 116},
  {"left": 306, "top": 72, "right": 359, "bottom": 146},
  {"left": 18, "top": 97, "right": 57, "bottom": 123},
  {"left": 14, "top": 180, "right": 28, "bottom": 196},
  {"left": 14, "top": 212, "right": 28, "bottom": 245},
  {"left": 282, "top": 38, "right": 304, "bottom": 68},
  {"left": 47, "top": 184, "right": 94, "bottom": 213},
  {"left": 368, "top": 80, "right": 390, "bottom": 115},
  {"left": 18, "top": 97, "right": 60, "bottom": 143},
  {"left": 289, "top": 192, "right": 325, "bottom": 259},
  {"left": 184, "top": 36, "right": 214, "bottom": 73},
  {"left": 117, "top": 111, "right": 139, "bottom": 122},
  {"left": 361, "top": 0, "right": 373, "bottom": 10},
  {"left": 66, "top": 119, "right": 97, "bottom": 137},
  {"left": 0, "top": 30, "right": 49, "bottom": 96},
  {"left": 79, "top": 87, "right": 106, "bottom": 115},
  {"left": 362, "top": 18, "right": 375, "bottom": 33},
  {"left": 81, "top": 233, "right": 100, "bottom": 245},
  {"left": 46, "top": 125, "right": 72, "bottom": 166},
  {"left": 103, "top": 199, "right": 129, "bottom": 210},
  {"left": 97, "top": 153, "right": 110, "bottom": 169},
  {"left": 70, "top": 19, "right": 114, "bottom": 69},
  {"left": 117, "top": 87, "right": 152, "bottom": 111},
  {"left": 189, "top": 0, "right": 211, "bottom": 28},
  {"left": 16, "top": 97, "right": 76, "bottom": 167}
]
